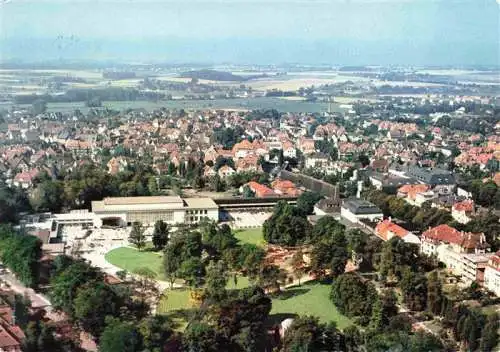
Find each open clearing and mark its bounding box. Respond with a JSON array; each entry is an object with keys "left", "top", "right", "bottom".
[
  {"left": 234, "top": 227, "right": 266, "bottom": 247},
  {"left": 270, "top": 281, "right": 353, "bottom": 330},
  {"left": 105, "top": 247, "right": 164, "bottom": 279}
]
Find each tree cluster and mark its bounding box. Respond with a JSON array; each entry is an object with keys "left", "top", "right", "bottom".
[
  {"left": 0, "top": 225, "right": 42, "bottom": 287},
  {"left": 263, "top": 201, "right": 312, "bottom": 246},
  {"left": 366, "top": 189, "right": 453, "bottom": 232}
]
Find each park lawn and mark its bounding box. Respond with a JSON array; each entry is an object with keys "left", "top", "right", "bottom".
[
  {"left": 270, "top": 281, "right": 353, "bottom": 330},
  {"left": 234, "top": 228, "right": 266, "bottom": 247},
  {"left": 105, "top": 247, "right": 165, "bottom": 279}
]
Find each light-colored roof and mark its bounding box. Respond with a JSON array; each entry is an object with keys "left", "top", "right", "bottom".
[
  {"left": 92, "top": 196, "right": 217, "bottom": 213},
  {"left": 183, "top": 197, "right": 218, "bottom": 209},
  {"left": 104, "top": 196, "right": 182, "bottom": 205}
]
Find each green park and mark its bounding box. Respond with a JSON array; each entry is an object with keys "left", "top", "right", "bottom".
[{"left": 104, "top": 225, "right": 353, "bottom": 331}]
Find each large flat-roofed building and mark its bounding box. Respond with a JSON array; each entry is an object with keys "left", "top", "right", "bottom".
[{"left": 92, "top": 196, "right": 219, "bottom": 226}]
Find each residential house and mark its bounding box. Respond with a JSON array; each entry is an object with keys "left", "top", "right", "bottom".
[
  {"left": 374, "top": 218, "right": 420, "bottom": 245},
  {"left": 0, "top": 305, "right": 25, "bottom": 351},
  {"left": 304, "top": 152, "right": 329, "bottom": 169},
  {"left": 218, "top": 165, "right": 235, "bottom": 178},
  {"left": 232, "top": 140, "right": 254, "bottom": 159},
  {"left": 397, "top": 184, "right": 432, "bottom": 206},
  {"left": 340, "top": 199, "right": 383, "bottom": 224},
  {"left": 271, "top": 179, "right": 301, "bottom": 196},
  {"left": 298, "top": 137, "right": 316, "bottom": 154},
  {"left": 406, "top": 166, "right": 456, "bottom": 195},
  {"left": 314, "top": 198, "right": 341, "bottom": 215},
  {"left": 13, "top": 168, "right": 39, "bottom": 189},
  {"left": 244, "top": 181, "right": 275, "bottom": 198},
  {"left": 107, "top": 157, "right": 128, "bottom": 175},
  {"left": 282, "top": 141, "right": 296, "bottom": 159},
  {"left": 451, "top": 199, "right": 475, "bottom": 224}
]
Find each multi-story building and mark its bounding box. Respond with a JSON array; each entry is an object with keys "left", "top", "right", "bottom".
[
  {"left": 92, "top": 196, "right": 219, "bottom": 226},
  {"left": 422, "top": 224, "right": 491, "bottom": 284},
  {"left": 485, "top": 252, "right": 500, "bottom": 296}
]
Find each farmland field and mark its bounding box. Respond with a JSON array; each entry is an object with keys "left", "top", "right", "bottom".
[{"left": 4, "top": 97, "right": 345, "bottom": 113}]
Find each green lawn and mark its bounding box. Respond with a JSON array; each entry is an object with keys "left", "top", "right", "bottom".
[
  {"left": 234, "top": 227, "right": 266, "bottom": 247},
  {"left": 270, "top": 281, "right": 353, "bottom": 330},
  {"left": 105, "top": 247, "right": 164, "bottom": 279}
]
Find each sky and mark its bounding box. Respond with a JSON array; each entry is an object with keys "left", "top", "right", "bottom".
[{"left": 0, "top": 0, "right": 498, "bottom": 66}]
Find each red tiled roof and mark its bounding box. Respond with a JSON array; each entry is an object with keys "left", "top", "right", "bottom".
[
  {"left": 247, "top": 181, "right": 275, "bottom": 197},
  {"left": 375, "top": 219, "right": 409, "bottom": 241},
  {"left": 422, "top": 224, "right": 487, "bottom": 250},
  {"left": 453, "top": 200, "right": 474, "bottom": 212},
  {"left": 398, "top": 184, "right": 430, "bottom": 200}
]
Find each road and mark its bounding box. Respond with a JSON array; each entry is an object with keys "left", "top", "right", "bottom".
[{"left": 0, "top": 269, "right": 52, "bottom": 309}]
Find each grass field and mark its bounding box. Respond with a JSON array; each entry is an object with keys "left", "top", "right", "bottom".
[
  {"left": 234, "top": 227, "right": 266, "bottom": 247},
  {"left": 105, "top": 247, "right": 164, "bottom": 279},
  {"left": 270, "top": 281, "right": 353, "bottom": 330}
]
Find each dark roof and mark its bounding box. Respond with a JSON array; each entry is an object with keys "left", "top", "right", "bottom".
[
  {"left": 407, "top": 166, "right": 456, "bottom": 185},
  {"left": 370, "top": 172, "right": 416, "bottom": 187},
  {"left": 315, "top": 198, "right": 341, "bottom": 213},
  {"left": 342, "top": 198, "right": 382, "bottom": 215}
]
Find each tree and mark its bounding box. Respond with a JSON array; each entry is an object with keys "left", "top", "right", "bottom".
[
  {"left": 204, "top": 260, "right": 228, "bottom": 301},
  {"left": 258, "top": 264, "right": 287, "bottom": 293},
  {"left": 163, "top": 240, "right": 182, "bottom": 288},
  {"left": 426, "top": 271, "right": 443, "bottom": 315},
  {"left": 31, "top": 99, "right": 47, "bottom": 115},
  {"left": 399, "top": 267, "right": 427, "bottom": 312},
  {"left": 133, "top": 267, "right": 159, "bottom": 305},
  {"left": 138, "top": 315, "right": 174, "bottom": 352},
  {"left": 74, "top": 282, "right": 121, "bottom": 338},
  {"left": 242, "top": 185, "right": 255, "bottom": 198},
  {"left": 263, "top": 201, "right": 312, "bottom": 246},
  {"left": 0, "top": 227, "right": 42, "bottom": 288},
  {"left": 24, "top": 320, "right": 63, "bottom": 352},
  {"left": 358, "top": 154, "right": 370, "bottom": 168},
  {"left": 330, "top": 273, "right": 376, "bottom": 323},
  {"left": 30, "top": 180, "right": 64, "bottom": 213},
  {"left": 204, "top": 223, "right": 237, "bottom": 255},
  {"left": 50, "top": 261, "right": 103, "bottom": 316},
  {"left": 291, "top": 249, "right": 306, "bottom": 285},
  {"left": 480, "top": 313, "right": 499, "bottom": 352},
  {"left": 311, "top": 216, "right": 346, "bottom": 245},
  {"left": 152, "top": 220, "right": 170, "bottom": 251},
  {"left": 240, "top": 245, "right": 265, "bottom": 281},
  {"left": 183, "top": 322, "right": 225, "bottom": 352},
  {"left": 296, "top": 191, "right": 322, "bottom": 215},
  {"left": 129, "top": 222, "right": 146, "bottom": 251},
  {"left": 178, "top": 257, "right": 206, "bottom": 288},
  {"left": 99, "top": 318, "right": 143, "bottom": 352},
  {"left": 13, "top": 294, "right": 30, "bottom": 329},
  {"left": 310, "top": 240, "right": 348, "bottom": 280},
  {"left": 369, "top": 289, "right": 398, "bottom": 332},
  {"left": 282, "top": 316, "right": 346, "bottom": 352}
]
